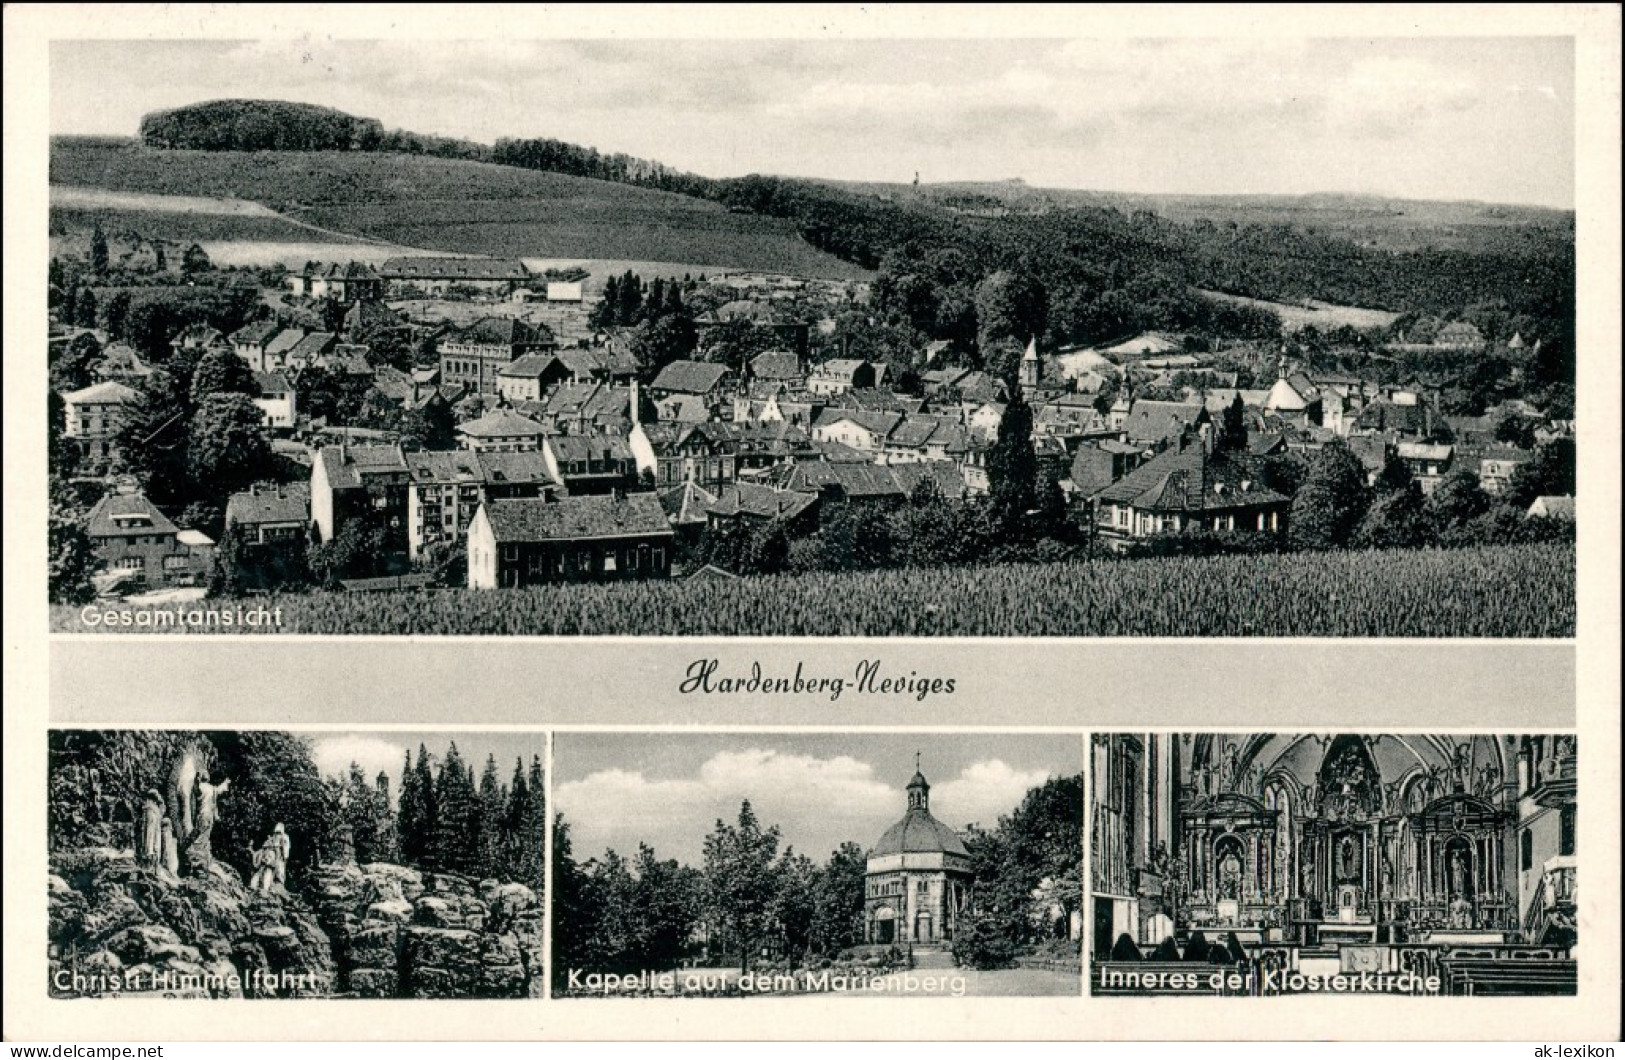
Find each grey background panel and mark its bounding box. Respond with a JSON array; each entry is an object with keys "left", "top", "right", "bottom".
[{"left": 49, "top": 639, "right": 1575, "bottom": 729}]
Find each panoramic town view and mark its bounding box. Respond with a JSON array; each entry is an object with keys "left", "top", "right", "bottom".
[{"left": 46, "top": 39, "right": 1577, "bottom": 636}]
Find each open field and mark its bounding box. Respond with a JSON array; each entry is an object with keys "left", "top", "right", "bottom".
[
  {"left": 50, "top": 142, "right": 871, "bottom": 279},
  {"left": 1195, "top": 289, "right": 1402, "bottom": 333},
  {"left": 54, "top": 542, "right": 1574, "bottom": 638}
]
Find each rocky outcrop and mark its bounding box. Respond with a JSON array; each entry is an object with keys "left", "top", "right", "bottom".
[
  {"left": 307, "top": 863, "right": 543, "bottom": 999},
  {"left": 48, "top": 848, "right": 331, "bottom": 998},
  {"left": 49, "top": 848, "right": 542, "bottom": 999}
]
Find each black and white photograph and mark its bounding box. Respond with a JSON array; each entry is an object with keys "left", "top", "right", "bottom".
[
  {"left": 551, "top": 732, "right": 1082, "bottom": 997},
  {"left": 1089, "top": 732, "right": 1579, "bottom": 997},
  {"left": 46, "top": 728, "right": 547, "bottom": 999},
  {"left": 42, "top": 35, "right": 1578, "bottom": 637}
]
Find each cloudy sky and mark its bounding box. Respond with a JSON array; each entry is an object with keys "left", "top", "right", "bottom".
[
  {"left": 554, "top": 732, "right": 1080, "bottom": 866},
  {"left": 50, "top": 35, "right": 1573, "bottom": 207},
  {"left": 308, "top": 730, "right": 545, "bottom": 789}
]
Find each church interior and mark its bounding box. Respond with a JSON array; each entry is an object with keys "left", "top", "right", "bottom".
[{"left": 1090, "top": 733, "right": 1578, "bottom": 996}]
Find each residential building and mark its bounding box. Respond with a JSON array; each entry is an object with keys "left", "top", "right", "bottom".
[
  {"left": 85, "top": 490, "right": 212, "bottom": 587},
  {"left": 380, "top": 256, "right": 531, "bottom": 298},
  {"left": 541, "top": 434, "right": 639, "bottom": 495},
  {"left": 61, "top": 380, "right": 139, "bottom": 462},
  {"left": 1091, "top": 437, "right": 1289, "bottom": 543},
  {"left": 261, "top": 329, "right": 307, "bottom": 373},
  {"left": 251, "top": 372, "right": 298, "bottom": 431},
  {"left": 810, "top": 408, "right": 901, "bottom": 453},
  {"left": 309, "top": 444, "right": 411, "bottom": 550},
  {"left": 404, "top": 450, "right": 558, "bottom": 560},
  {"left": 467, "top": 494, "right": 675, "bottom": 588},
  {"left": 439, "top": 317, "right": 557, "bottom": 396},
  {"left": 456, "top": 410, "right": 549, "bottom": 453},
  {"left": 288, "top": 261, "right": 385, "bottom": 301},
  {"left": 1477, "top": 448, "right": 1533, "bottom": 497},
  {"left": 224, "top": 483, "right": 310, "bottom": 544},
  {"left": 807, "top": 358, "right": 875, "bottom": 397},
  {"left": 1396, "top": 441, "right": 1454, "bottom": 494},
  {"left": 229, "top": 320, "right": 283, "bottom": 373}
]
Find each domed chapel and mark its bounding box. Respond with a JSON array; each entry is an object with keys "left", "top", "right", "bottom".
[{"left": 864, "top": 761, "right": 973, "bottom": 945}]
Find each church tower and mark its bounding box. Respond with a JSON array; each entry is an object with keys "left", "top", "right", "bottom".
[
  {"left": 1020, "top": 336, "right": 1041, "bottom": 389},
  {"left": 908, "top": 764, "right": 930, "bottom": 811}
]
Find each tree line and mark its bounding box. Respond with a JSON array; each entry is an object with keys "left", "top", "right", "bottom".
[
  {"left": 393, "top": 742, "right": 547, "bottom": 892},
  {"left": 131, "top": 100, "right": 1574, "bottom": 362}
]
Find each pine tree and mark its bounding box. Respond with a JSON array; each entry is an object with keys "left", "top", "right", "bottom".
[
  {"left": 1220, "top": 393, "right": 1248, "bottom": 452},
  {"left": 90, "top": 222, "right": 110, "bottom": 276},
  {"left": 432, "top": 742, "right": 481, "bottom": 873},
  {"left": 647, "top": 277, "right": 666, "bottom": 320},
  {"left": 403, "top": 744, "right": 439, "bottom": 866},
  {"left": 75, "top": 287, "right": 100, "bottom": 329},
  {"left": 987, "top": 385, "right": 1039, "bottom": 541},
  {"left": 522, "top": 755, "right": 547, "bottom": 891},
  {"left": 590, "top": 275, "right": 619, "bottom": 330},
  {"left": 616, "top": 270, "right": 643, "bottom": 325},
  {"left": 478, "top": 753, "right": 504, "bottom": 880}
]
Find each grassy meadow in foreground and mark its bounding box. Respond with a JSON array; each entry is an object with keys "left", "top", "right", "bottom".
[{"left": 54, "top": 542, "right": 1575, "bottom": 638}]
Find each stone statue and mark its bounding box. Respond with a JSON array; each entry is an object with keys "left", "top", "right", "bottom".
[
  {"left": 1219, "top": 854, "right": 1241, "bottom": 901},
  {"left": 1449, "top": 849, "right": 1468, "bottom": 897},
  {"left": 159, "top": 819, "right": 179, "bottom": 878},
  {"left": 1476, "top": 764, "right": 1500, "bottom": 798},
  {"left": 166, "top": 746, "right": 202, "bottom": 842},
  {"left": 1451, "top": 743, "right": 1472, "bottom": 791},
  {"left": 1223, "top": 743, "right": 1241, "bottom": 791},
  {"left": 1340, "top": 836, "right": 1357, "bottom": 879},
  {"left": 250, "top": 823, "right": 292, "bottom": 892},
  {"left": 269, "top": 823, "right": 291, "bottom": 883},
  {"left": 180, "top": 773, "right": 230, "bottom": 874},
  {"left": 1381, "top": 852, "right": 1394, "bottom": 892},
  {"left": 136, "top": 789, "right": 164, "bottom": 868}
]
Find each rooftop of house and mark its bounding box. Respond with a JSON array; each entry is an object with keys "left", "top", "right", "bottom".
[
  {"left": 252, "top": 371, "right": 294, "bottom": 396},
  {"left": 286, "top": 331, "right": 337, "bottom": 361},
  {"left": 651, "top": 359, "right": 731, "bottom": 394},
  {"left": 407, "top": 449, "right": 556, "bottom": 487},
  {"left": 658, "top": 479, "right": 719, "bottom": 524},
  {"left": 230, "top": 319, "right": 282, "bottom": 346},
  {"left": 225, "top": 482, "right": 310, "bottom": 526},
  {"left": 380, "top": 256, "right": 530, "bottom": 281},
  {"left": 63, "top": 380, "right": 140, "bottom": 405},
  {"left": 483, "top": 493, "right": 674, "bottom": 542},
  {"left": 457, "top": 410, "right": 549, "bottom": 438},
  {"left": 1123, "top": 399, "right": 1208, "bottom": 442},
  {"left": 750, "top": 350, "right": 804, "bottom": 380},
  {"left": 86, "top": 491, "right": 179, "bottom": 538},
  {"left": 546, "top": 433, "right": 635, "bottom": 465},
  {"left": 706, "top": 481, "right": 819, "bottom": 522},
  {"left": 1094, "top": 442, "right": 1286, "bottom": 512},
  {"left": 450, "top": 316, "right": 554, "bottom": 349},
  {"left": 317, "top": 444, "right": 409, "bottom": 488}
]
